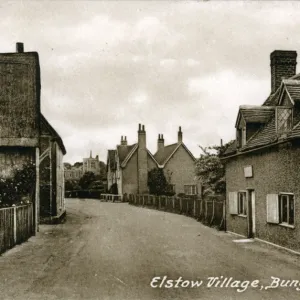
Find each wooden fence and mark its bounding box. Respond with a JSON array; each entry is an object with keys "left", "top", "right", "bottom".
[
  {"left": 0, "top": 204, "right": 34, "bottom": 255},
  {"left": 128, "top": 194, "right": 225, "bottom": 230},
  {"left": 100, "top": 194, "right": 123, "bottom": 202}
]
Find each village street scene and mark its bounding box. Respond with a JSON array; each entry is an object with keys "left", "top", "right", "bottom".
[{"left": 1, "top": 1, "right": 300, "bottom": 300}]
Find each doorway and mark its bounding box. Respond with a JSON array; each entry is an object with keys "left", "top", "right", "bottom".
[{"left": 247, "top": 189, "right": 256, "bottom": 238}]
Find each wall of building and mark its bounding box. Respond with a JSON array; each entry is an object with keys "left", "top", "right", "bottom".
[
  {"left": 39, "top": 136, "right": 51, "bottom": 218},
  {"left": 122, "top": 151, "right": 138, "bottom": 195},
  {"left": 83, "top": 157, "right": 100, "bottom": 175},
  {"left": 55, "top": 142, "right": 65, "bottom": 215},
  {"left": 226, "top": 141, "right": 300, "bottom": 251},
  {"left": 0, "top": 147, "right": 35, "bottom": 179},
  {"left": 164, "top": 145, "right": 198, "bottom": 195},
  {"left": 0, "top": 53, "right": 40, "bottom": 147},
  {"left": 65, "top": 167, "right": 82, "bottom": 181}
]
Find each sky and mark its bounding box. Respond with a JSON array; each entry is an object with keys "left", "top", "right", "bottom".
[{"left": 1, "top": 0, "right": 300, "bottom": 164}]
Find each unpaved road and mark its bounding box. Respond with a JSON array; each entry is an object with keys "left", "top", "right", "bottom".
[{"left": 0, "top": 198, "right": 300, "bottom": 300}]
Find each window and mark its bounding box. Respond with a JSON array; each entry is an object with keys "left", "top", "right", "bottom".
[
  {"left": 277, "top": 107, "right": 292, "bottom": 133},
  {"left": 279, "top": 194, "right": 294, "bottom": 226},
  {"left": 238, "top": 192, "right": 247, "bottom": 216},
  {"left": 166, "top": 184, "right": 176, "bottom": 194},
  {"left": 266, "top": 193, "right": 295, "bottom": 226},
  {"left": 184, "top": 185, "right": 197, "bottom": 195},
  {"left": 91, "top": 162, "right": 96, "bottom": 168}
]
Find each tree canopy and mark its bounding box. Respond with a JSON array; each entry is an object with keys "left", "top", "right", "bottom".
[
  {"left": 78, "top": 171, "right": 97, "bottom": 190},
  {"left": 147, "top": 168, "right": 174, "bottom": 196},
  {"left": 195, "top": 143, "right": 230, "bottom": 196}
]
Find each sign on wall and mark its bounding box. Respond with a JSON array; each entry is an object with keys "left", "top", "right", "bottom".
[{"left": 244, "top": 165, "right": 253, "bottom": 178}]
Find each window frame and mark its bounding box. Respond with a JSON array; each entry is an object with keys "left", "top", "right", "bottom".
[
  {"left": 184, "top": 184, "right": 197, "bottom": 196},
  {"left": 279, "top": 193, "right": 295, "bottom": 227},
  {"left": 276, "top": 107, "right": 293, "bottom": 133}
]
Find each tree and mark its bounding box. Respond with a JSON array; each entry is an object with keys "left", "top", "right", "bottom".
[
  {"left": 147, "top": 168, "right": 168, "bottom": 196},
  {"left": 74, "top": 162, "right": 83, "bottom": 168},
  {"left": 65, "top": 180, "right": 76, "bottom": 191},
  {"left": 99, "top": 161, "right": 107, "bottom": 181},
  {"left": 79, "top": 172, "right": 97, "bottom": 190},
  {"left": 64, "top": 162, "right": 72, "bottom": 169},
  {"left": 195, "top": 143, "right": 231, "bottom": 196}
]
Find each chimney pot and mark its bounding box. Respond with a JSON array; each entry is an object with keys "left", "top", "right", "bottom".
[
  {"left": 142, "top": 125, "right": 145, "bottom": 132},
  {"left": 16, "top": 42, "right": 24, "bottom": 53},
  {"left": 138, "top": 124, "right": 141, "bottom": 131},
  {"left": 178, "top": 126, "right": 183, "bottom": 143}
]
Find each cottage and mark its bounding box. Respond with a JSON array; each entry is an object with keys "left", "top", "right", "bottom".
[
  {"left": 0, "top": 43, "right": 41, "bottom": 231},
  {"left": 0, "top": 42, "right": 67, "bottom": 226},
  {"left": 222, "top": 50, "right": 300, "bottom": 252},
  {"left": 107, "top": 124, "right": 198, "bottom": 196},
  {"left": 153, "top": 127, "right": 198, "bottom": 195},
  {"left": 39, "top": 115, "right": 66, "bottom": 223}
]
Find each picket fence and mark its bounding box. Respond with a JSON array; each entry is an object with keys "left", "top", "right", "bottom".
[
  {"left": 128, "top": 194, "right": 225, "bottom": 230},
  {"left": 0, "top": 204, "right": 34, "bottom": 255}
]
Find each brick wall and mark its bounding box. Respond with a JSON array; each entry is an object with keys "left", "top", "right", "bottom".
[
  {"left": 122, "top": 150, "right": 138, "bottom": 195},
  {"left": 164, "top": 145, "right": 198, "bottom": 195},
  {"left": 122, "top": 151, "right": 157, "bottom": 195},
  {"left": 226, "top": 141, "right": 300, "bottom": 251},
  {"left": 271, "top": 51, "right": 297, "bottom": 94}
]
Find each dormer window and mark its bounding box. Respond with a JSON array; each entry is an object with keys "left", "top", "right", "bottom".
[
  {"left": 276, "top": 107, "right": 292, "bottom": 133},
  {"left": 236, "top": 126, "right": 246, "bottom": 148}
]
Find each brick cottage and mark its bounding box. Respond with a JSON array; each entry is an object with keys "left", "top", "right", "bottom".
[
  {"left": 222, "top": 50, "right": 300, "bottom": 252},
  {"left": 107, "top": 124, "right": 199, "bottom": 197}
]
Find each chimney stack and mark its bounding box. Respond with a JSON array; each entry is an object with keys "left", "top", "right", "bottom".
[
  {"left": 137, "top": 124, "right": 148, "bottom": 194},
  {"left": 157, "top": 134, "right": 164, "bottom": 151},
  {"left": 138, "top": 123, "right": 146, "bottom": 148},
  {"left": 178, "top": 126, "right": 183, "bottom": 143},
  {"left": 121, "top": 135, "right": 127, "bottom": 146},
  {"left": 270, "top": 50, "right": 297, "bottom": 94},
  {"left": 16, "top": 42, "right": 24, "bottom": 53}
]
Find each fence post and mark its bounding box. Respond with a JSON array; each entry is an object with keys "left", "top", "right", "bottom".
[
  {"left": 210, "top": 199, "right": 215, "bottom": 226},
  {"left": 172, "top": 197, "right": 175, "bottom": 210},
  {"left": 143, "top": 195, "right": 145, "bottom": 206},
  {"left": 13, "top": 206, "right": 17, "bottom": 244},
  {"left": 180, "top": 198, "right": 182, "bottom": 213},
  {"left": 193, "top": 200, "right": 196, "bottom": 218}
]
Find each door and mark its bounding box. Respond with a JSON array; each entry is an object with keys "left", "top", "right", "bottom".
[{"left": 247, "top": 189, "right": 256, "bottom": 238}]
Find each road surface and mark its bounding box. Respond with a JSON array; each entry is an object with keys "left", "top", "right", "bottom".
[{"left": 0, "top": 199, "right": 300, "bottom": 300}]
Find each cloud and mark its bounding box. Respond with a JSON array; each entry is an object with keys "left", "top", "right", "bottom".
[{"left": 1, "top": 1, "right": 300, "bottom": 163}]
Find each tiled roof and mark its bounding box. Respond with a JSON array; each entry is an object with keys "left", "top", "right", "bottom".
[
  {"left": 40, "top": 114, "right": 66, "bottom": 155},
  {"left": 154, "top": 143, "right": 178, "bottom": 165},
  {"left": 263, "top": 88, "right": 281, "bottom": 106},
  {"left": 223, "top": 140, "right": 237, "bottom": 156},
  {"left": 285, "top": 81, "right": 300, "bottom": 103},
  {"left": 223, "top": 73, "right": 300, "bottom": 158},
  {"left": 117, "top": 144, "right": 137, "bottom": 164},
  {"left": 242, "top": 117, "right": 277, "bottom": 150},
  {"left": 239, "top": 106, "right": 274, "bottom": 124}
]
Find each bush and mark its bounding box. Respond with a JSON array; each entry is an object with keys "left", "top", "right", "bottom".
[{"left": 0, "top": 161, "right": 35, "bottom": 207}]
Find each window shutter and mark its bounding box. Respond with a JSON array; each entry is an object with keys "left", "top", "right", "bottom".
[
  {"left": 266, "top": 194, "right": 279, "bottom": 224},
  {"left": 229, "top": 192, "right": 238, "bottom": 215}
]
